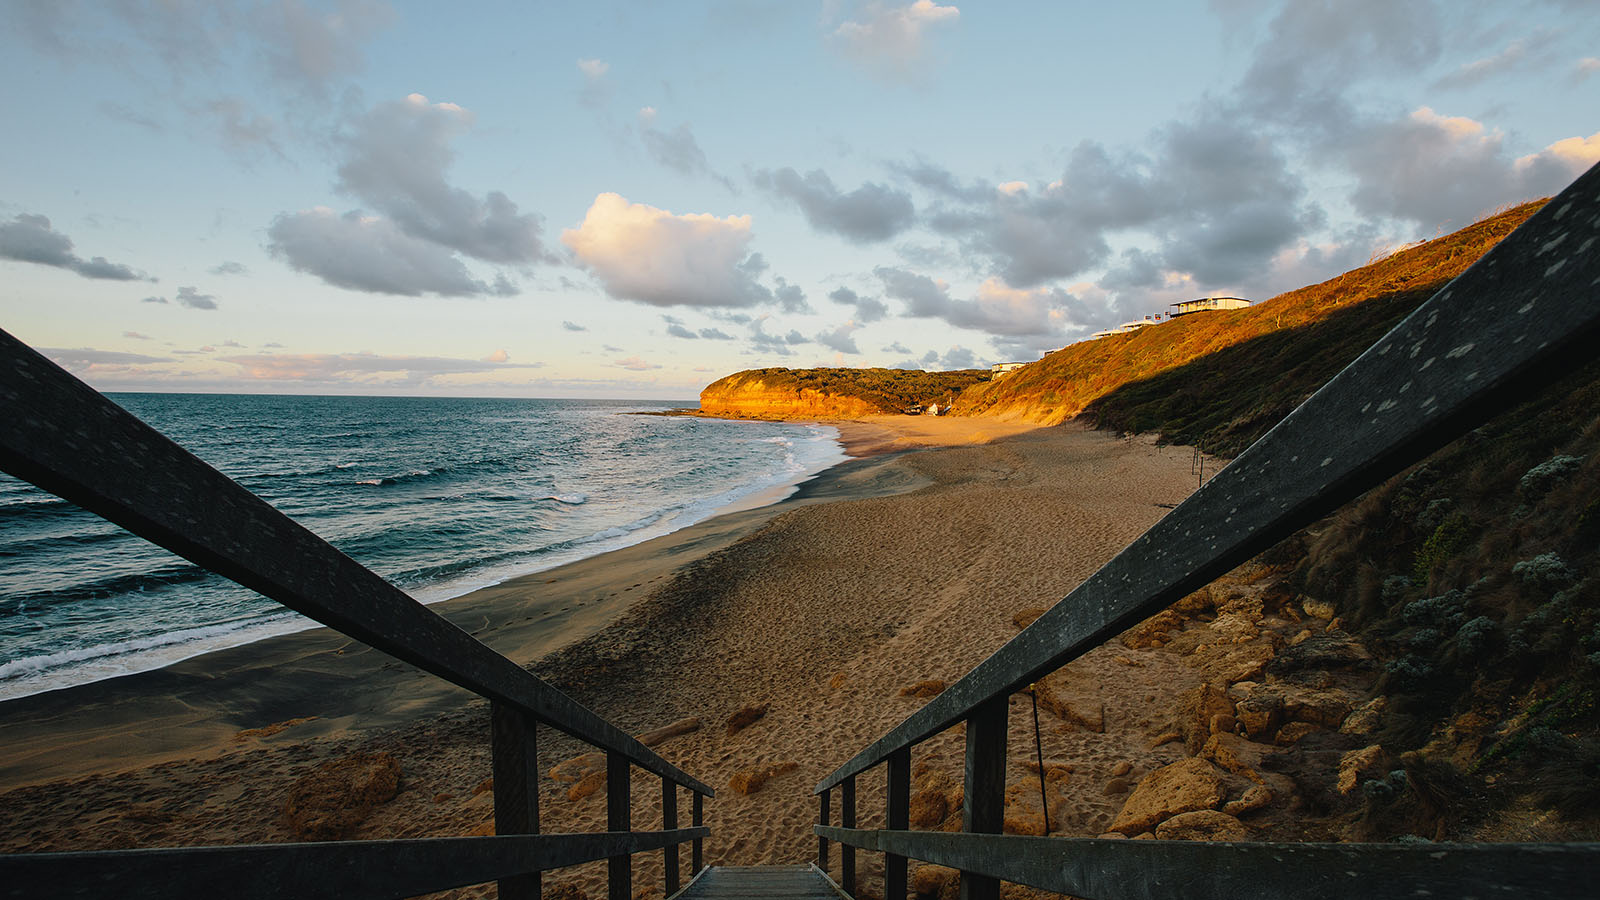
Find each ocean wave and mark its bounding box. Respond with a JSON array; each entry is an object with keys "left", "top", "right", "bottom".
[
  {"left": 354, "top": 469, "right": 440, "bottom": 487},
  {"left": 539, "top": 493, "right": 588, "bottom": 505},
  {"left": 16, "top": 563, "right": 214, "bottom": 606}
]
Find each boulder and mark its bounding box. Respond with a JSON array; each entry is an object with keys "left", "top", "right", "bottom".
[
  {"left": 1223, "top": 785, "right": 1273, "bottom": 816},
  {"left": 1339, "top": 697, "right": 1389, "bottom": 735},
  {"left": 1336, "top": 745, "right": 1388, "bottom": 796},
  {"left": 1109, "top": 758, "right": 1225, "bottom": 835},
  {"left": 1154, "top": 809, "right": 1250, "bottom": 841},
  {"left": 1235, "top": 693, "right": 1284, "bottom": 741},
  {"left": 1176, "top": 684, "right": 1237, "bottom": 754},
  {"left": 1198, "top": 733, "right": 1279, "bottom": 786}
]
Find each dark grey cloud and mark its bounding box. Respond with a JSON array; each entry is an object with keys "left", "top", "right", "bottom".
[
  {"left": 665, "top": 322, "right": 699, "bottom": 339},
  {"left": 334, "top": 94, "right": 551, "bottom": 265},
  {"left": 0, "top": 213, "right": 146, "bottom": 281},
  {"left": 699, "top": 327, "right": 735, "bottom": 340},
  {"left": 748, "top": 318, "right": 810, "bottom": 356},
  {"left": 893, "top": 346, "right": 979, "bottom": 371},
  {"left": 815, "top": 321, "right": 862, "bottom": 355},
  {"left": 267, "top": 207, "right": 511, "bottom": 297},
  {"left": 638, "top": 110, "right": 735, "bottom": 189},
  {"left": 773, "top": 277, "right": 809, "bottom": 313},
  {"left": 210, "top": 260, "right": 249, "bottom": 276},
  {"left": 751, "top": 167, "right": 914, "bottom": 242},
  {"left": 827, "top": 285, "right": 889, "bottom": 322},
  {"left": 142, "top": 295, "right": 168, "bottom": 304},
  {"left": 562, "top": 320, "right": 588, "bottom": 332},
  {"left": 176, "top": 286, "right": 220, "bottom": 310}
]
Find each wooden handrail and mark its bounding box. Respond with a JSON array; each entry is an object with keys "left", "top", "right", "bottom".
[
  {"left": 0, "top": 829, "right": 707, "bottom": 900},
  {"left": 817, "top": 828, "right": 1600, "bottom": 900},
  {"left": 816, "top": 159, "right": 1600, "bottom": 794}
]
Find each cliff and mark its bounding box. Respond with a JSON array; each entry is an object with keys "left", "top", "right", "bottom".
[{"left": 699, "top": 367, "right": 988, "bottom": 419}]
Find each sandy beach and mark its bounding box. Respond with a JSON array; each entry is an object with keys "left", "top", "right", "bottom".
[{"left": 0, "top": 417, "right": 1215, "bottom": 896}]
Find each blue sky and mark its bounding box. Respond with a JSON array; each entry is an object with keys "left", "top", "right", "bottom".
[{"left": 2, "top": 1, "right": 1596, "bottom": 399}]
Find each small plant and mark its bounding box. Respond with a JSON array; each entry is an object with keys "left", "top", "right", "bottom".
[
  {"left": 1413, "top": 516, "right": 1471, "bottom": 585},
  {"left": 1519, "top": 454, "right": 1585, "bottom": 498},
  {"left": 1402, "top": 590, "right": 1466, "bottom": 629},
  {"left": 1512, "top": 552, "right": 1576, "bottom": 591},
  {"left": 1454, "top": 616, "right": 1496, "bottom": 657}
]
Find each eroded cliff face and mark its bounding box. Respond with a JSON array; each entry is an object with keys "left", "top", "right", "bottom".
[{"left": 699, "top": 373, "right": 885, "bottom": 419}]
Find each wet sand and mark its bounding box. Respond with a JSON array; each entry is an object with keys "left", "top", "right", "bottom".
[{"left": 0, "top": 417, "right": 1208, "bottom": 898}]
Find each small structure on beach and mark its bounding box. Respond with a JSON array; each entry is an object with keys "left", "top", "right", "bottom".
[{"left": 1170, "top": 296, "right": 1251, "bottom": 317}]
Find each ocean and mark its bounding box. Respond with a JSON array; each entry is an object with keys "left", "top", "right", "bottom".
[{"left": 0, "top": 394, "right": 845, "bottom": 702}]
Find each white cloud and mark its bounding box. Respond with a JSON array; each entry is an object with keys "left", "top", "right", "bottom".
[
  {"left": 562, "top": 193, "right": 772, "bottom": 308},
  {"left": 484, "top": 349, "right": 510, "bottom": 363},
  {"left": 577, "top": 58, "right": 609, "bottom": 78},
  {"left": 834, "top": 1, "right": 960, "bottom": 80}
]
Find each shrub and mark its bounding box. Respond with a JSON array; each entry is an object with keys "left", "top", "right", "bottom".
[{"left": 1519, "top": 455, "right": 1585, "bottom": 498}]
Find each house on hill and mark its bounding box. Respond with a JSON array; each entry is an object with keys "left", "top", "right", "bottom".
[
  {"left": 1170, "top": 296, "right": 1251, "bottom": 316},
  {"left": 990, "top": 361, "right": 1028, "bottom": 377}
]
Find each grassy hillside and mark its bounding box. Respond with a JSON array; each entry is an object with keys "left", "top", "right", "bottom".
[{"left": 954, "top": 201, "right": 1543, "bottom": 456}]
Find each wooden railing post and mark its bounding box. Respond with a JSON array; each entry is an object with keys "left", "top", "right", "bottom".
[
  {"left": 959, "top": 699, "right": 1006, "bottom": 900},
  {"left": 662, "top": 777, "right": 679, "bottom": 896},
  {"left": 818, "top": 787, "right": 831, "bottom": 873},
  {"left": 607, "top": 752, "right": 631, "bottom": 900},
  {"left": 692, "top": 792, "right": 705, "bottom": 874},
  {"left": 886, "top": 749, "right": 911, "bottom": 900},
  {"left": 841, "top": 775, "right": 856, "bottom": 896},
  {"left": 492, "top": 702, "right": 541, "bottom": 900}
]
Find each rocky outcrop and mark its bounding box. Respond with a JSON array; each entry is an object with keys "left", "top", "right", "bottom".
[
  {"left": 1110, "top": 758, "right": 1226, "bottom": 835},
  {"left": 700, "top": 376, "right": 885, "bottom": 419},
  {"left": 698, "top": 368, "right": 989, "bottom": 419}
]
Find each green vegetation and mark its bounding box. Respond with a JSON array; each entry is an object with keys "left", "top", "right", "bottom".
[
  {"left": 953, "top": 201, "right": 1543, "bottom": 456},
  {"left": 705, "top": 366, "right": 988, "bottom": 413}
]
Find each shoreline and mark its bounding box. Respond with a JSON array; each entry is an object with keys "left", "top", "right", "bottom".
[{"left": 0, "top": 415, "right": 1037, "bottom": 787}]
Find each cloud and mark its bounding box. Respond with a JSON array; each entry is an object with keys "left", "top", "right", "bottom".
[
  {"left": 815, "top": 320, "right": 862, "bottom": 354},
  {"left": 220, "top": 350, "right": 528, "bottom": 384},
  {"left": 832, "top": 1, "right": 960, "bottom": 81},
  {"left": 0, "top": 213, "right": 146, "bottom": 281},
  {"left": 827, "top": 285, "right": 889, "bottom": 322},
  {"left": 252, "top": 0, "right": 395, "bottom": 92},
  {"left": 577, "top": 58, "right": 612, "bottom": 106},
  {"left": 204, "top": 96, "right": 282, "bottom": 158},
  {"left": 698, "top": 327, "right": 735, "bottom": 340},
  {"left": 773, "top": 277, "right": 809, "bottom": 313},
  {"left": 1433, "top": 31, "right": 1557, "bottom": 90},
  {"left": 563, "top": 192, "right": 775, "bottom": 308},
  {"left": 1577, "top": 57, "right": 1600, "bottom": 81},
  {"left": 614, "top": 355, "right": 662, "bottom": 371},
  {"left": 484, "top": 349, "right": 509, "bottom": 363},
  {"left": 638, "top": 108, "right": 734, "bottom": 188},
  {"left": 749, "top": 318, "right": 810, "bottom": 356},
  {"left": 666, "top": 322, "right": 699, "bottom": 339},
  {"left": 175, "top": 286, "right": 219, "bottom": 310},
  {"left": 210, "top": 260, "right": 249, "bottom": 276},
  {"left": 893, "top": 345, "right": 978, "bottom": 371},
  {"left": 876, "top": 267, "right": 1090, "bottom": 338},
  {"left": 334, "top": 93, "right": 550, "bottom": 265},
  {"left": 122, "top": 331, "right": 154, "bottom": 340},
  {"left": 562, "top": 320, "right": 588, "bottom": 332},
  {"left": 1344, "top": 109, "right": 1598, "bottom": 228},
  {"left": 267, "top": 206, "right": 511, "bottom": 297},
  {"left": 751, "top": 167, "right": 914, "bottom": 242},
  {"left": 44, "top": 347, "right": 171, "bottom": 368},
  {"left": 142, "top": 295, "right": 168, "bottom": 304}
]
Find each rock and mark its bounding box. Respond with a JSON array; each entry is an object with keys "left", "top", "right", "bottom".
[
  {"left": 1200, "top": 641, "right": 1275, "bottom": 683},
  {"left": 1198, "top": 733, "right": 1278, "bottom": 786},
  {"left": 1275, "top": 722, "right": 1321, "bottom": 745},
  {"left": 1122, "top": 609, "right": 1186, "bottom": 650},
  {"left": 1104, "top": 777, "right": 1131, "bottom": 795},
  {"left": 636, "top": 717, "right": 701, "bottom": 746},
  {"left": 1337, "top": 745, "right": 1388, "bottom": 795},
  {"left": 1300, "top": 596, "right": 1337, "bottom": 620},
  {"left": 725, "top": 703, "right": 769, "bottom": 736},
  {"left": 1111, "top": 760, "right": 1133, "bottom": 777},
  {"left": 1235, "top": 692, "right": 1283, "bottom": 741},
  {"left": 1097, "top": 831, "right": 1128, "bottom": 840},
  {"left": 1209, "top": 713, "right": 1238, "bottom": 737},
  {"left": 909, "top": 789, "right": 949, "bottom": 828},
  {"left": 1175, "top": 684, "right": 1237, "bottom": 754},
  {"left": 1281, "top": 687, "right": 1354, "bottom": 729},
  {"left": 567, "top": 770, "right": 607, "bottom": 802},
  {"left": 1012, "top": 608, "right": 1047, "bottom": 629},
  {"left": 549, "top": 752, "right": 605, "bottom": 783},
  {"left": 729, "top": 761, "right": 798, "bottom": 795},
  {"left": 1269, "top": 634, "right": 1371, "bottom": 674},
  {"left": 913, "top": 865, "right": 959, "bottom": 900},
  {"left": 1154, "top": 809, "right": 1249, "bottom": 841},
  {"left": 283, "top": 751, "right": 402, "bottom": 841},
  {"left": 900, "top": 680, "right": 947, "bottom": 699},
  {"left": 1109, "top": 758, "right": 1225, "bottom": 835},
  {"left": 1339, "top": 697, "right": 1389, "bottom": 735},
  {"left": 1223, "top": 785, "right": 1273, "bottom": 816}
]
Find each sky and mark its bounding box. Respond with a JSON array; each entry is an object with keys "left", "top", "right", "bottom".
[{"left": 1, "top": 1, "right": 1597, "bottom": 400}]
